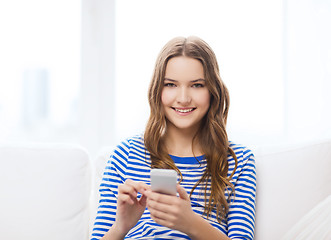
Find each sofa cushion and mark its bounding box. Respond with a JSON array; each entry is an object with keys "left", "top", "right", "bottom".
[
  {"left": 282, "top": 194, "right": 331, "bottom": 239},
  {"left": 0, "top": 143, "right": 91, "bottom": 240},
  {"left": 254, "top": 139, "right": 331, "bottom": 240}
]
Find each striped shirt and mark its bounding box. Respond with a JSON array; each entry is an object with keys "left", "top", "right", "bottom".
[{"left": 91, "top": 135, "right": 256, "bottom": 240}]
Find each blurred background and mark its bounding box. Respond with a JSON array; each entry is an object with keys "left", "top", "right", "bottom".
[{"left": 0, "top": 0, "right": 330, "bottom": 158}]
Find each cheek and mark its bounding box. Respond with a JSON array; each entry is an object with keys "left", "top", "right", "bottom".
[
  {"left": 161, "top": 89, "right": 173, "bottom": 106},
  {"left": 161, "top": 91, "right": 167, "bottom": 106},
  {"left": 199, "top": 91, "right": 211, "bottom": 108}
]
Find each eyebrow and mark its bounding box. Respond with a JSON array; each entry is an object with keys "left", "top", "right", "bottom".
[{"left": 164, "top": 78, "right": 205, "bottom": 82}]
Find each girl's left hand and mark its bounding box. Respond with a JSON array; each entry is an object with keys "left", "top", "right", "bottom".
[{"left": 145, "top": 184, "right": 197, "bottom": 234}]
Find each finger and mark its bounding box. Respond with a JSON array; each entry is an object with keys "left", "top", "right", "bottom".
[
  {"left": 118, "top": 183, "right": 137, "bottom": 197},
  {"left": 147, "top": 196, "right": 179, "bottom": 216},
  {"left": 118, "top": 192, "right": 135, "bottom": 205},
  {"left": 149, "top": 211, "right": 175, "bottom": 229},
  {"left": 137, "top": 182, "right": 150, "bottom": 193},
  {"left": 118, "top": 183, "right": 143, "bottom": 206},
  {"left": 138, "top": 194, "right": 147, "bottom": 206},
  {"left": 148, "top": 203, "right": 175, "bottom": 222},
  {"left": 146, "top": 190, "right": 176, "bottom": 204},
  {"left": 177, "top": 184, "right": 190, "bottom": 200},
  {"left": 125, "top": 179, "right": 149, "bottom": 194}
]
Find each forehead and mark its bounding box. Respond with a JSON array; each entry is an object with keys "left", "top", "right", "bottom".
[{"left": 165, "top": 56, "right": 204, "bottom": 81}]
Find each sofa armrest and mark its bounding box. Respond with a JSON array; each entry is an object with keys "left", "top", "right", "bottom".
[
  {"left": 0, "top": 143, "right": 91, "bottom": 240},
  {"left": 254, "top": 139, "right": 331, "bottom": 240}
]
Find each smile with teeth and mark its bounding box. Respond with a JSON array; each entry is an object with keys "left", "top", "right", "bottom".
[{"left": 173, "top": 108, "right": 196, "bottom": 113}]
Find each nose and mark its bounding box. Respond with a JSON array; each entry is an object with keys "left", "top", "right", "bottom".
[{"left": 177, "top": 87, "right": 191, "bottom": 105}]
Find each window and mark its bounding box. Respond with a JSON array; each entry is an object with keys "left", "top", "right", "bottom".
[{"left": 0, "top": 0, "right": 81, "bottom": 143}]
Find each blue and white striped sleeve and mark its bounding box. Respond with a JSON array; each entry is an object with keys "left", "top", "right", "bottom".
[
  {"left": 90, "top": 141, "right": 130, "bottom": 240},
  {"left": 227, "top": 149, "right": 256, "bottom": 240}
]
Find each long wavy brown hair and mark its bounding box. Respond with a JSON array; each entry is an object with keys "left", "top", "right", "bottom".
[{"left": 144, "top": 36, "right": 238, "bottom": 223}]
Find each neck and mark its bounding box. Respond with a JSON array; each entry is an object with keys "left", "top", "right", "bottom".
[{"left": 163, "top": 124, "right": 203, "bottom": 157}]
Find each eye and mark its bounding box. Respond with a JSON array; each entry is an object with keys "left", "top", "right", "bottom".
[
  {"left": 164, "top": 82, "right": 176, "bottom": 87},
  {"left": 192, "top": 83, "right": 204, "bottom": 88}
]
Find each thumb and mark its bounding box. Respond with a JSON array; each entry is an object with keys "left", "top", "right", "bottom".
[
  {"left": 177, "top": 184, "right": 189, "bottom": 200},
  {"left": 138, "top": 194, "right": 147, "bottom": 206}
]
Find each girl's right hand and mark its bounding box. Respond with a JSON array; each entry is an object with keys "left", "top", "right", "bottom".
[{"left": 112, "top": 179, "right": 150, "bottom": 237}]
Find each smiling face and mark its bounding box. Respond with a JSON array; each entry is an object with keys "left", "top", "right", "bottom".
[{"left": 161, "top": 56, "right": 210, "bottom": 134}]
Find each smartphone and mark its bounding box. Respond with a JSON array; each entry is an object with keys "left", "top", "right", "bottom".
[{"left": 150, "top": 169, "right": 177, "bottom": 195}]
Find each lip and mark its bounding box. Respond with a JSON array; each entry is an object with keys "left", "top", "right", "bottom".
[{"left": 171, "top": 107, "right": 196, "bottom": 115}]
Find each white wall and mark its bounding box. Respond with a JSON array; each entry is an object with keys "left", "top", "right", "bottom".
[
  {"left": 80, "top": 0, "right": 117, "bottom": 156},
  {"left": 284, "top": 0, "right": 331, "bottom": 143}
]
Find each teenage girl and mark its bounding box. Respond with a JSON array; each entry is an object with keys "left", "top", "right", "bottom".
[{"left": 91, "top": 36, "right": 256, "bottom": 240}]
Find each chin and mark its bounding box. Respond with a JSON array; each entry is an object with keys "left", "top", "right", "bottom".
[{"left": 173, "top": 123, "right": 200, "bottom": 132}]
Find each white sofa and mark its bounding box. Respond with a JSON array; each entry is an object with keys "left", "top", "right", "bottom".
[
  {"left": 253, "top": 140, "right": 331, "bottom": 239},
  {"left": 0, "top": 143, "right": 91, "bottom": 240},
  {"left": 1, "top": 139, "right": 330, "bottom": 240}
]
